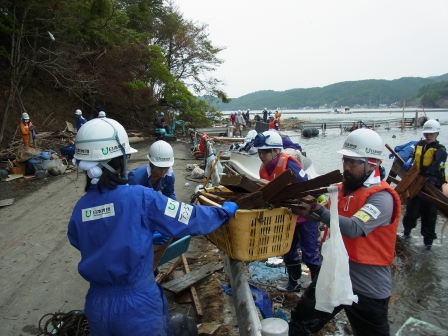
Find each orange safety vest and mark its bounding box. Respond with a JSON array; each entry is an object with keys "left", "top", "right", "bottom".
[
  {"left": 335, "top": 182, "right": 401, "bottom": 266},
  {"left": 20, "top": 121, "right": 33, "bottom": 136},
  {"left": 259, "top": 152, "right": 303, "bottom": 181}
]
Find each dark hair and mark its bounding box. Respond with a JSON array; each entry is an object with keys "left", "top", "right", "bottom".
[{"left": 84, "top": 156, "right": 127, "bottom": 192}]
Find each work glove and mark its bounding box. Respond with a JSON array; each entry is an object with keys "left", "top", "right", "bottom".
[
  {"left": 403, "top": 158, "right": 413, "bottom": 171},
  {"left": 29, "top": 126, "right": 34, "bottom": 131},
  {"left": 32, "top": 135, "right": 36, "bottom": 140},
  {"left": 388, "top": 153, "right": 394, "bottom": 159},
  {"left": 221, "top": 201, "right": 238, "bottom": 218},
  {"left": 153, "top": 231, "right": 169, "bottom": 245}
]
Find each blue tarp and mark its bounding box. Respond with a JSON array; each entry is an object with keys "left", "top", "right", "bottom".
[
  {"left": 221, "top": 283, "right": 274, "bottom": 319},
  {"left": 29, "top": 150, "right": 57, "bottom": 170}
]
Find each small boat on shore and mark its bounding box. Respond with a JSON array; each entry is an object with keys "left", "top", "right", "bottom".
[{"left": 223, "top": 148, "right": 319, "bottom": 181}]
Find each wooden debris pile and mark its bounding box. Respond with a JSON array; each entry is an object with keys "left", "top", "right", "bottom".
[
  {"left": 1, "top": 122, "right": 76, "bottom": 160},
  {"left": 1, "top": 122, "right": 148, "bottom": 161},
  {"left": 199, "top": 169, "right": 343, "bottom": 211}
]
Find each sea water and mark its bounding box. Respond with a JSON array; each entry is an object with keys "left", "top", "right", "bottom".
[{"left": 219, "top": 110, "right": 448, "bottom": 334}]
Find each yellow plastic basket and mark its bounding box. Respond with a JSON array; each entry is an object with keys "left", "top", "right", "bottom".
[{"left": 199, "top": 187, "right": 297, "bottom": 261}]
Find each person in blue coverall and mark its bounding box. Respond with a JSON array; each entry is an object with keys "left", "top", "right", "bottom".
[
  {"left": 128, "top": 140, "right": 176, "bottom": 199},
  {"left": 68, "top": 118, "right": 238, "bottom": 336},
  {"left": 253, "top": 131, "right": 321, "bottom": 292},
  {"left": 75, "top": 109, "right": 87, "bottom": 131},
  {"left": 128, "top": 140, "right": 176, "bottom": 247}
]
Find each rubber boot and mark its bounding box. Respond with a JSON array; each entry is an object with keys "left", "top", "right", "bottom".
[
  {"left": 423, "top": 237, "right": 433, "bottom": 250},
  {"left": 277, "top": 262, "right": 302, "bottom": 292},
  {"left": 403, "top": 230, "right": 411, "bottom": 243},
  {"left": 306, "top": 264, "right": 321, "bottom": 282}
]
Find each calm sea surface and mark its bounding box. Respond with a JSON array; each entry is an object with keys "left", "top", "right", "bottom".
[{"left": 219, "top": 109, "right": 448, "bottom": 334}]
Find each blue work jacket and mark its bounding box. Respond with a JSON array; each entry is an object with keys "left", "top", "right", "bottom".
[
  {"left": 68, "top": 184, "right": 230, "bottom": 335},
  {"left": 128, "top": 165, "right": 176, "bottom": 199}
]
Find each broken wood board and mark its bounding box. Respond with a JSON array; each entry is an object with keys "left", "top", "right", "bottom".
[
  {"left": 180, "top": 254, "right": 203, "bottom": 318},
  {"left": 394, "top": 165, "right": 427, "bottom": 202},
  {"left": 162, "top": 262, "right": 223, "bottom": 294},
  {"left": 257, "top": 169, "right": 297, "bottom": 202},
  {"left": 220, "top": 174, "right": 260, "bottom": 193},
  {"left": 421, "top": 192, "right": 448, "bottom": 215},
  {"left": 273, "top": 170, "right": 342, "bottom": 202},
  {"left": 156, "top": 257, "right": 183, "bottom": 284},
  {"left": 234, "top": 191, "right": 264, "bottom": 209},
  {"left": 0, "top": 198, "right": 14, "bottom": 207}
]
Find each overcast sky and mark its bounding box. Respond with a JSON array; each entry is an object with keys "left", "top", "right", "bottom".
[{"left": 174, "top": 0, "right": 448, "bottom": 98}]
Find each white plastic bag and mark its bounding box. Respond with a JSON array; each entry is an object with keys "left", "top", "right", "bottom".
[
  {"left": 204, "top": 154, "right": 223, "bottom": 186},
  {"left": 315, "top": 185, "right": 358, "bottom": 313},
  {"left": 190, "top": 166, "right": 204, "bottom": 179}
]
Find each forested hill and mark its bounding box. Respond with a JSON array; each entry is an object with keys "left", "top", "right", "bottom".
[{"left": 206, "top": 74, "right": 448, "bottom": 110}]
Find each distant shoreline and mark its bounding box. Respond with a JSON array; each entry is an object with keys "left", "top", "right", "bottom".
[{"left": 220, "top": 108, "right": 448, "bottom": 115}]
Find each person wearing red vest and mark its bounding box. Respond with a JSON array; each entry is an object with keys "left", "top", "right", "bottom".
[
  {"left": 289, "top": 129, "right": 401, "bottom": 336},
  {"left": 253, "top": 130, "right": 321, "bottom": 292}
]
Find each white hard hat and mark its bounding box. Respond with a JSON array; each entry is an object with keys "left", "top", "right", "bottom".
[
  {"left": 22, "top": 112, "right": 30, "bottom": 119},
  {"left": 253, "top": 130, "right": 283, "bottom": 149},
  {"left": 74, "top": 118, "right": 137, "bottom": 161},
  {"left": 160, "top": 112, "right": 165, "bottom": 116},
  {"left": 337, "top": 129, "right": 383, "bottom": 160},
  {"left": 422, "top": 119, "right": 440, "bottom": 134},
  {"left": 98, "top": 111, "right": 106, "bottom": 118},
  {"left": 75, "top": 109, "right": 82, "bottom": 115},
  {"left": 147, "top": 140, "right": 174, "bottom": 167}
]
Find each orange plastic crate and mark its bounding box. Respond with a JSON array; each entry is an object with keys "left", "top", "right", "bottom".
[{"left": 199, "top": 187, "right": 297, "bottom": 261}]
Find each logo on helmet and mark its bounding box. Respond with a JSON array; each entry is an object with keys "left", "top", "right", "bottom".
[
  {"left": 365, "top": 148, "right": 381, "bottom": 156},
  {"left": 76, "top": 148, "right": 90, "bottom": 155},
  {"left": 344, "top": 142, "right": 357, "bottom": 150}
]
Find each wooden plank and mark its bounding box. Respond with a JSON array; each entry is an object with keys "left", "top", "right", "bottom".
[
  {"left": 257, "top": 169, "right": 297, "bottom": 202},
  {"left": 156, "top": 257, "right": 183, "bottom": 284},
  {"left": 273, "top": 170, "right": 342, "bottom": 202},
  {"left": 223, "top": 164, "right": 239, "bottom": 176},
  {"left": 234, "top": 191, "right": 264, "bottom": 209},
  {"left": 162, "top": 262, "right": 223, "bottom": 294},
  {"left": 421, "top": 192, "right": 448, "bottom": 217},
  {"left": 181, "top": 255, "right": 203, "bottom": 319},
  {"left": 406, "top": 175, "right": 427, "bottom": 199},
  {"left": 394, "top": 165, "right": 423, "bottom": 194},
  {"left": 0, "top": 198, "right": 14, "bottom": 207},
  {"left": 220, "top": 174, "right": 260, "bottom": 193}
]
